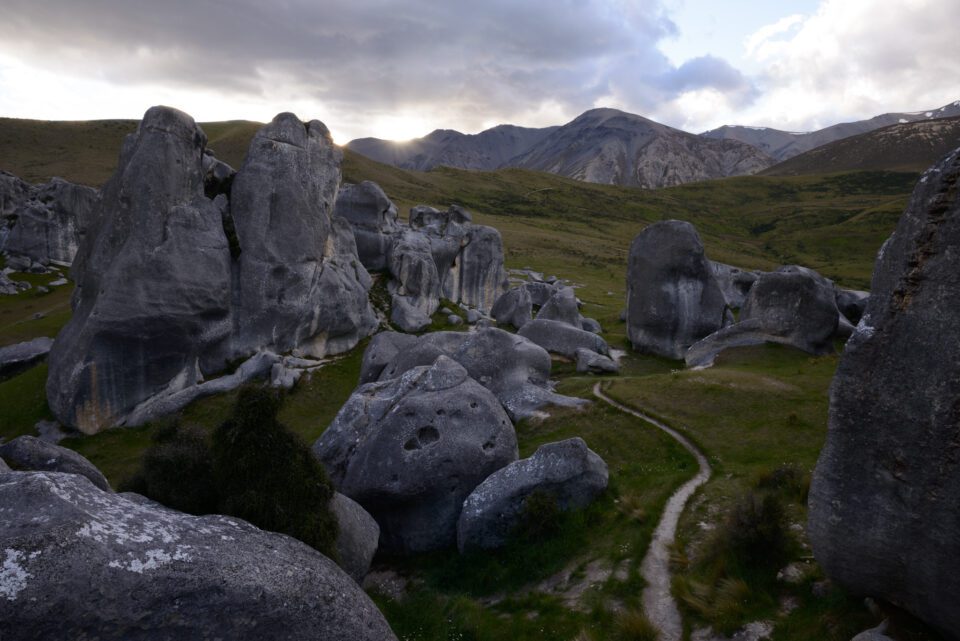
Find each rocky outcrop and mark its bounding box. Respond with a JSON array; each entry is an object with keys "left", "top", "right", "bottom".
[
  {"left": 231, "top": 113, "right": 376, "bottom": 359},
  {"left": 46, "top": 108, "right": 376, "bottom": 433},
  {"left": 457, "top": 438, "right": 608, "bottom": 551},
  {"left": 335, "top": 181, "right": 400, "bottom": 271},
  {"left": 686, "top": 266, "right": 839, "bottom": 368},
  {"left": 0, "top": 336, "right": 53, "bottom": 379},
  {"left": 491, "top": 285, "right": 533, "bottom": 329},
  {"left": 313, "top": 356, "right": 518, "bottom": 554},
  {"left": 518, "top": 318, "right": 610, "bottom": 360},
  {"left": 331, "top": 492, "right": 380, "bottom": 583},
  {"left": 0, "top": 471, "right": 397, "bottom": 640},
  {"left": 626, "top": 221, "right": 728, "bottom": 359},
  {"left": 808, "top": 149, "right": 960, "bottom": 640},
  {"left": 4, "top": 178, "right": 99, "bottom": 266},
  {"left": 387, "top": 229, "right": 440, "bottom": 331},
  {"left": 0, "top": 435, "right": 110, "bottom": 491}
]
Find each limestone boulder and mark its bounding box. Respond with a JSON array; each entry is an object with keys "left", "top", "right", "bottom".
[
  {"left": 518, "top": 318, "right": 610, "bottom": 359},
  {"left": 0, "top": 471, "right": 397, "bottom": 640},
  {"left": 710, "top": 261, "right": 759, "bottom": 309},
  {"left": 0, "top": 336, "right": 53, "bottom": 379},
  {"left": 331, "top": 492, "right": 380, "bottom": 583},
  {"left": 457, "top": 438, "right": 608, "bottom": 551},
  {"left": 313, "top": 356, "right": 518, "bottom": 554},
  {"left": 575, "top": 348, "right": 619, "bottom": 374},
  {"left": 536, "top": 286, "right": 582, "bottom": 327},
  {"left": 388, "top": 229, "right": 440, "bottom": 332},
  {"left": 4, "top": 178, "right": 99, "bottom": 266},
  {"left": 836, "top": 288, "right": 870, "bottom": 324},
  {"left": 0, "top": 435, "right": 110, "bottom": 491},
  {"left": 626, "top": 220, "right": 728, "bottom": 359},
  {"left": 491, "top": 286, "right": 533, "bottom": 329},
  {"left": 808, "top": 149, "right": 960, "bottom": 639},
  {"left": 335, "top": 181, "right": 400, "bottom": 271}
]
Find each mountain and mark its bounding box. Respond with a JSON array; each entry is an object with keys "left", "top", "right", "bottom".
[
  {"left": 762, "top": 115, "right": 960, "bottom": 176},
  {"left": 703, "top": 100, "right": 960, "bottom": 161},
  {"left": 509, "top": 108, "right": 774, "bottom": 188},
  {"left": 345, "top": 124, "right": 558, "bottom": 171}
]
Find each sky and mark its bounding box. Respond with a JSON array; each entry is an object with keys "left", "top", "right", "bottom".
[{"left": 0, "top": 0, "right": 957, "bottom": 143}]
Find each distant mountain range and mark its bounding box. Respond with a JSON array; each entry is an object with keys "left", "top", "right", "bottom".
[
  {"left": 347, "top": 108, "right": 773, "bottom": 189},
  {"left": 704, "top": 100, "right": 960, "bottom": 161},
  {"left": 346, "top": 100, "right": 960, "bottom": 189}
]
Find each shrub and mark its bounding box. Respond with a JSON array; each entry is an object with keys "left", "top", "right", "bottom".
[
  {"left": 513, "top": 488, "right": 562, "bottom": 541},
  {"left": 119, "top": 420, "right": 217, "bottom": 515},
  {"left": 612, "top": 608, "right": 658, "bottom": 641},
  {"left": 724, "top": 492, "right": 789, "bottom": 570},
  {"left": 212, "top": 386, "right": 338, "bottom": 557}
]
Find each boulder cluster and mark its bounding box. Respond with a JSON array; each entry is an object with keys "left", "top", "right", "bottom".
[
  {"left": 624, "top": 219, "right": 868, "bottom": 366},
  {"left": 313, "top": 327, "right": 608, "bottom": 555},
  {"left": 44, "top": 107, "right": 377, "bottom": 433},
  {"left": 335, "top": 181, "right": 508, "bottom": 331}
]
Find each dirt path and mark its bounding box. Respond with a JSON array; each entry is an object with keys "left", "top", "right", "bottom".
[{"left": 593, "top": 383, "right": 712, "bottom": 641}]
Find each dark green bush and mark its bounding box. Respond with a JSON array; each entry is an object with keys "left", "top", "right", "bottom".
[
  {"left": 514, "top": 488, "right": 562, "bottom": 541},
  {"left": 724, "top": 491, "right": 789, "bottom": 570},
  {"left": 212, "top": 386, "right": 338, "bottom": 557}
]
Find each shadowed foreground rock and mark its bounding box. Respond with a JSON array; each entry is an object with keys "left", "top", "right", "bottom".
[
  {"left": 0, "top": 436, "right": 110, "bottom": 491},
  {"left": 626, "top": 220, "right": 728, "bottom": 359},
  {"left": 0, "top": 471, "right": 397, "bottom": 641},
  {"left": 808, "top": 149, "right": 960, "bottom": 640}
]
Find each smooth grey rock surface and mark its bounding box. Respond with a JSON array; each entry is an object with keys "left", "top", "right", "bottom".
[
  {"left": 231, "top": 113, "right": 376, "bottom": 359},
  {"left": 518, "top": 318, "right": 610, "bottom": 359},
  {"left": 0, "top": 435, "right": 110, "bottom": 491},
  {"left": 4, "top": 178, "right": 99, "bottom": 266},
  {"left": 335, "top": 181, "right": 400, "bottom": 271},
  {"left": 491, "top": 286, "right": 533, "bottom": 329},
  {"left": 388, "top": 229, "right": 440, "bottom": 332},
  {"left": 710, "top": 261, "right": 759, "bottom": 309},
  {"left": 331, "top": 492, "right": 380, "bottom": 583},
  {"left": 0, "top": 457, "right": 8, "bottom": 472},
  {"left": 457, "top": 437, "right": 608, "bottom": 551},
  {"left": 536, "top": 286, "right": 582, "bottom": 327},
  {"left": 46, "top": 107, "right": 234, "bottom": 433},
  {"left": 575, "top": 348, "right": 619, "bottom": 374},
  {"left": 313, "top": 356, "right": 518, "bottom": 554},
  {"left": 0, "top": 471, "right": 397, "bottom": 641},
  {"left": 580, "top": 317, "right": 603, "bottom": 334},
  {"left": 626, "top": 221, "right": 728, "bottom": 359},
  {"left": 0, "top": 336, "right": 53, "bottom": 379},
  {"left": 808, "top": 149, "right": 960, "bottom": 640},
  {"left": 358, "top": 331, "right": 422, "bottom": 384},
  {"left": 374, "top": 331, "right": 469, "bottom": 382}
]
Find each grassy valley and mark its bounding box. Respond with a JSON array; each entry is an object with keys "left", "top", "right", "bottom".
[{"left": 0, "top": 117, "right": 928, "bottom": 639}]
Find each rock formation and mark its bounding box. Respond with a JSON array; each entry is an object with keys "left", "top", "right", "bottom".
[
  {"left": 3, "top": 178, "right": 99, "bottom": 266},
  {"left": 518, "top": 318, "right": 610, "bottom": 360},
  {"left": 330, "top": 492, "right": 380, "bottom": 583},
  {"left": 0, "top": 470, "right": 396, "bottom": 640},
  {"left": 313, "top": 356, "right": 518, "bottom": 554},
  {"left": 808, "top": 149, "right": 960, "bottom": 639},
  {"left": 334, "top": 181, "right": 400, "bottom": 271},
  {"left": 491, "top": 285, "right": 533, "bottom": 328},
  {"left": 626, "top": 220, "right": 728, "bottom": 359},
  {"left": 710, "top": 261, "right": 759, "bottom": 309},
  {"left": 457, "top": 438, "right": 608, "bottom": 551},
  {"left": 46, "top": 107, "right": 376, "bottom": 433},
  {"left": 0, "top": 435, "right": 110, "bottom": 491},
  {"left": 0, "top": 337, "right": 53, "bottom": 379}
]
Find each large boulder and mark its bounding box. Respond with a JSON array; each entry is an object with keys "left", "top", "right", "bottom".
[
  {"left": 808, "top": 149, "right": 960, "bottom": 640},
  {"left": 46, "top": 106, "right": 234, "bottom": 433},
  {"left": 457, "top": 438, "right": 608, "bottom": 551},
  {"left": 358, "top": 331, "right": 423, "bottom": 383},
  {"left": 491, "top": 285, "right": 533, "bottom": 329},
  {"left": 331, "top": 492, "right": 380, "bottom": 583},
  {"left": 536, "top": 286, "right": 582, "bottom": 327},
  {"left": 4, "top": 178, "right": 100, "bottom": 266},
  {"left": 388, "top": 229, "right": 440, "bottom": 332},
  {"left": 0, "top": 471, "right": 396, "bottom": 640},
  {"left": 518, "top": 318, "right": 610, "bottom": 359},
  {"left": 313, "top": 356, "right": 518, "bottom": 554},
  {"left": 0, "top": 435, "right": 110, "bottom": 491},
  {"left": 0, "top": 336, "right": 53, "bottom": 380},
  {"left": 457, "top": 224, "right": 509, "bottom": 312},
  {"left": 626, "top": 220, "right": 728, "bottom": 359},
  {"left": 231, "top": 113, "right": 376, "bottom": 358},
  {"left": 335, "top": 181, "right": 400, "bottom": 271}
]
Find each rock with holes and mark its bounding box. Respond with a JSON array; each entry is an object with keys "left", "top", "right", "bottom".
[
  {"left": 46, "top": 106, "right": 235, "bottom": 433},
  {"left": 0, "top": 435, "right": 110, "bottom": 491},
  {"left": 518, "top": 318, "right": 610, "bottom": 359},
  {"left": 331, "top": 492, "right": 380, "bottom": 583},
  {"left": 0, "top": 336, "right": 53, "bottom": 379},
  {"left": 626, "top": 220, "right": 729, "bottom": 359},
  {"left": 230, "top": 113, "right": 377, "bottom": 359},
  {"left": 312, "top": 356, "right": 517, "bottom": 554},
  {"left": 4, "top": 178, "right": 100, "bottom": 266},
  {"left": 457, "top": 438, "right": 608, "bottom": 551},
  {"left": 0, "top": 471, "right": 397, "bottom": 640},
  {"left": 491, "top": 286, "right": 533, "bottom": 329},
  {"left": 808, "top": 150, "right": 960, "bottom": 640},
  {"left": 335, "top": 181, "right": 400, "bottom": 271}
]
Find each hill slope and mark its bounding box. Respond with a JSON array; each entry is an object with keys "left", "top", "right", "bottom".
[
  {"left": 703, "top": 100, "right": 960, "bottom": 161},
  {"left": 346, "top": 124, "right": 558, "bottom": 172},
  {"left": 762, "top": 116, "right": 960, "bottom": 176},
  {"left": 509, "top": 108, "right": 774, "bottom": 188}
]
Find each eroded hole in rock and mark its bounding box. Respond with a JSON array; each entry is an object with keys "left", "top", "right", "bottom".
[
  {"left": 482, "top": 440, "right": 495, "bottom": 452},
  {"left": 391, "top": 474, "right": 399, "bottom": 482},
  {"left": 436, "top": 408, "right": 445, "bottom": 416},
  {"left": 403, "top": 437, "right": 421, "bottom": 451},
  {"left": 470, "top": 401, "right": 478, "bottom": 409},
  {"left": 417, "top": 426, "right": 440, "bottom": 445}
]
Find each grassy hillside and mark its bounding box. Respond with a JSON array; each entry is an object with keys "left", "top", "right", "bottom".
[
  {"left": 0, "top": 116, "right": 933, "bottom": 640},
  {"left": 763, "top": 115, "right": 960, "bottom": 177}
]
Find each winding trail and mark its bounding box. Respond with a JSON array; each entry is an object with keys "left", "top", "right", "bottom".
[{"left": 593, "top": 383, "right": 712, "bottom": 641}]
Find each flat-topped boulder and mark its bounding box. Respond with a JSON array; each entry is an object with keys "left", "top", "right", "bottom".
[
  {"left": 808, "top": 149, "right": 960, "bottom": 639},
  {"left": 0, "top": 471, "right": 396, "bottom": 640},
  {"left": 626, "top": 220, "right": 728, "bottom": 359}
]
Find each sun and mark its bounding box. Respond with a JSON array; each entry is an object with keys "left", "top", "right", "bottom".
[{"left": 369, "top": 114, "right": 431, "bottom": 142}]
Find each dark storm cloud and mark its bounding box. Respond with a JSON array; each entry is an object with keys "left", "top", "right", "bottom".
[{"left": 0, "top": 0, "right": 756, "bottom": 133}]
